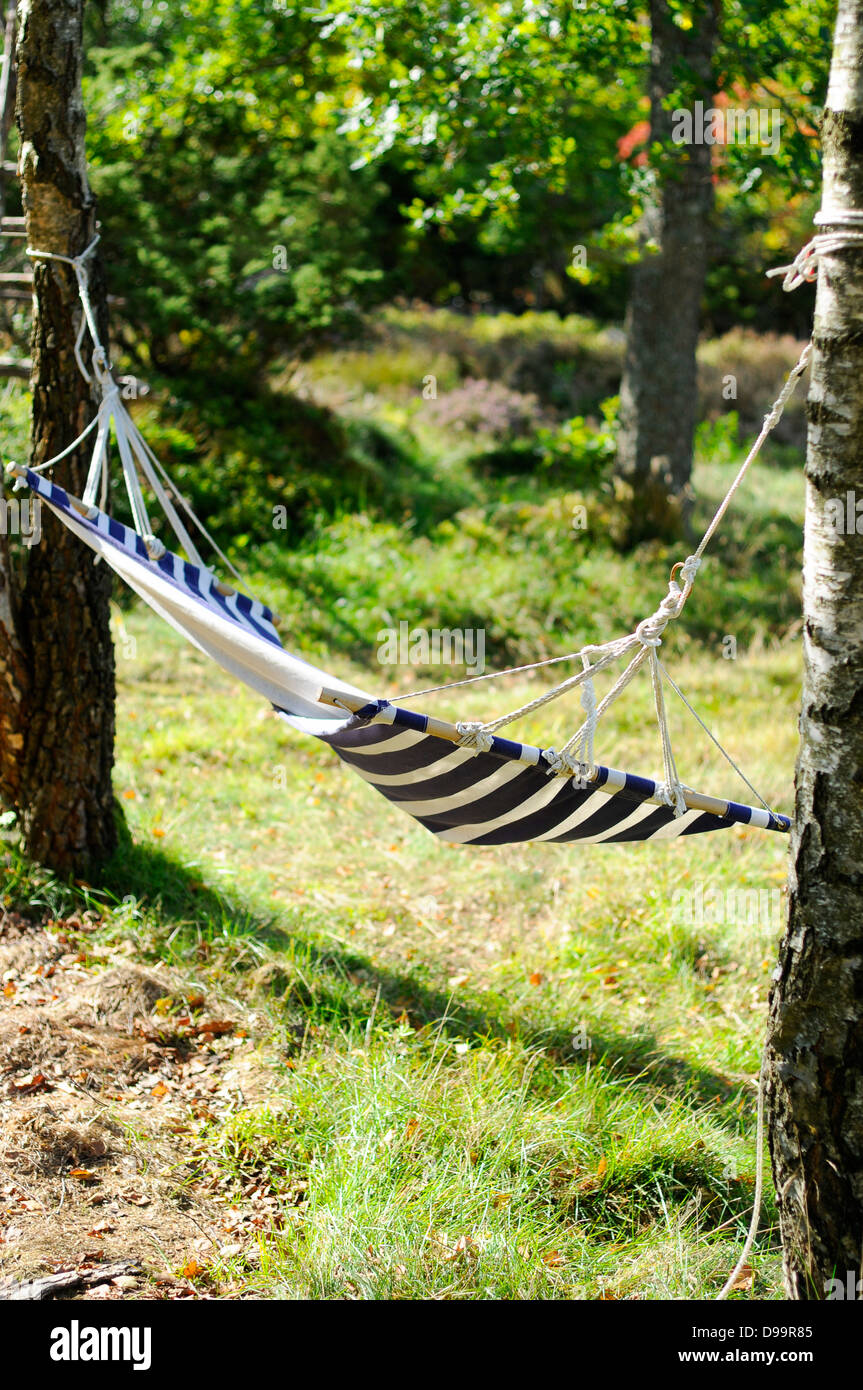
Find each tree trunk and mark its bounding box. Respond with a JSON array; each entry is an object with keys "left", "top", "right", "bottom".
[
  {"left": 0, "top": 0, "right": 115, "bottom": 875},
  {"left": 615, "top": 0, "right": 717, "bottom": 545},
  {"left": 765, "top": 0, "right": 863, "bottom": 1301}
]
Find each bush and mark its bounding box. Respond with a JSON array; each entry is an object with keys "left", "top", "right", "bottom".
[
  {"left": 420, "top": 378, "right": 548, "bottom": 441},
  {"left": 697, "top": 330, "right": 809, "bottom": 449}
]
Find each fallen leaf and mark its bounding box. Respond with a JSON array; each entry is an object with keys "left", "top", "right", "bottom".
[
  {"left": 10, "top": 1072, "right": 50, "bottom": 1095},
  {"left": 731, "top": 1264, "right": 754, "bottom": 1291}
]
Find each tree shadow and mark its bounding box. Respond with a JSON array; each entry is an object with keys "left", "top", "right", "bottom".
[{"left": 96, "top": 833, "right": 754, "bottom": 1124}]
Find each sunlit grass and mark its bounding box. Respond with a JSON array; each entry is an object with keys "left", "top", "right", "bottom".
[
  {"left": 0, "top": 327, "right": 804, "bottom": 1299},
  {"left": 87, "top": 563, "right": 800, "bottom": 1298}
]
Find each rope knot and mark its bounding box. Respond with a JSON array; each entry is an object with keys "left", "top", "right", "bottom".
[
  {"left": 456, "top": 721, "right": 494, "bottom": 754},
  {"left": 635, "top": 582, "right": 685, "bottom": 648},
  {"left": 680, "top": 554, "right": 701, "bottom": 586},
  {"left": 766, "top": 240, "right": 818, "bottom": 293},
  {"left": 542, "top": 748, "right": 591, "bottom": 786},
  {"left": 656, "top": 779, "right": 688, "bottom": 818}
]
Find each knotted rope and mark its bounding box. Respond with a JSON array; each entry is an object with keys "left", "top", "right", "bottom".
[{"left": 766, "top": 208, "right": 863, "bottom": 292}]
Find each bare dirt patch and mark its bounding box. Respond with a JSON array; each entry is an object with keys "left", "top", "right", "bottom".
[{"left": 0, "top": 909, "right": 281, "bottom": 1299}]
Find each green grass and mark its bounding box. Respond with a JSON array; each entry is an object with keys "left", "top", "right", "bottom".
[
  {"left": 4, "top": 593, "right": 796, "bottom": 1298},
  {"left": 0, "top": 317, "right": 806, "bottom": 1300}
]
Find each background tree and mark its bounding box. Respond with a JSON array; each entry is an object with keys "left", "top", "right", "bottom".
[
  {"left": 81, "top": 0, "right": 387, "bottom": 390},
  {"left": 766, "top": 0, "right": 863, "bottom": 1300},
  {"left": 0, "top": 0, "right": 115, "bottom": 874},
  {"left": 615, "top": 0, "right": 718, "bottom": 543}
]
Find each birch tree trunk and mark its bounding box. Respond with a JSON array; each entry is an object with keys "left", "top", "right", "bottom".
[
  {"left": 765, "top": 0, "right": 863, "bottom": 1301},
  {"left": 615, "top": 0, "right": 717, "bottom": 544},
  {"left": 0, "top": 0, "right": 115, "bottom": 874}
]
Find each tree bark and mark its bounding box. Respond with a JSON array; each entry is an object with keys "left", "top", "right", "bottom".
[
  {"left": 0, "top": 0, "right": 115, "bottom": 875},
  {"left": 615, "top": 0, "right": 717, "bottom": 545},
  {"left": 765, "top": 0, "right": 863, "bottom": 1301}
]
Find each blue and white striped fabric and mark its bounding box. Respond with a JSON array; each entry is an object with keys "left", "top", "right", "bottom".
[
  {"left": 318, "top": 700, "right": 790, "bottom": 843},
  {"left": 16, "top": 466, "right": 791, "bottom": 845},
  {"left": 22, "top": 467, "right": 282, "bottom": 647}
]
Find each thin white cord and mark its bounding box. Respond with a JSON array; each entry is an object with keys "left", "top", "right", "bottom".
[
  {"left": 398, "top": 339, "right": 811, "bottom": 756},
  {"left": 717, "top": 1049, "right": 767, "bottom": 1301},
  {"left": 21, "top": 237, "right": 258, "bottom": 590},
  {"left": 657, "top": 657, "right": 772, "bottom": 811},
  {"left": 25, "top": 409, "right": 101, "bottom": 472}
]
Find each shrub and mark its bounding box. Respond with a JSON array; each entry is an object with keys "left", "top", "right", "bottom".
[
  {"left": 697, "top": 330, "right": 809, "bottom": 449},
  {"left": 419, "top": 378, "right": 548, "bottom": 441}
]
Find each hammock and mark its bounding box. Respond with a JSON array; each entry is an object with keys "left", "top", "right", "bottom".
[{"left": 4, "top": 237, "right": 800, "bottom": 846}]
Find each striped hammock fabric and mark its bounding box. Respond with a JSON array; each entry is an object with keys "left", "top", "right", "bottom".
[{"left": 13, "top": 465, "right": 791, "bottom": 845}]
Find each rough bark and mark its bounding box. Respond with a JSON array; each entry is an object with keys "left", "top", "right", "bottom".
[
  {"left": 765, "top": 0, "right": 863, "bottom": 1301},
  {"left": 615, "top": 0, "right": 717, "bottom": 544},
  {"left": 0, "top": 0, "right": 115, "bottom": 874}
]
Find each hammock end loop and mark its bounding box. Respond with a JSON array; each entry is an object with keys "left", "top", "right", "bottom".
[{"left": 4, "top": 461, "right": 26, "bottom": 490}]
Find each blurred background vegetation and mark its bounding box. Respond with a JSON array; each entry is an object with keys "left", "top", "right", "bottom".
[{"left": 0, "top": 0, "right": 841, "bottom": 1300}]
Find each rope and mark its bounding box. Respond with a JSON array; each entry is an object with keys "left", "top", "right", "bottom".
[
  {"left": 657, "top": 658, "right": 772, "bottom": 812},
  {"left": 455, "top": 721, "right": 494, "bottom": 753},
  {"left": 20, "top": 409, "right": 102, "bottom": 474},
  {"left": 391, "top": 312, "right": 815, "bottom": 790},
  {"left": 766, "top": 208, "right": 863, "bottom": 292},
  {"left": 716, "top": 1049, "right": 767, "bottom": 1301},
  {"left": 19, "top": 237, "right": 245, "bottom": 579},
  {"left": 27, "top": 236, "right": 105, "bottom": 382},
  {"left": 650, "top": 646, "right": 687, "bottom": 816},
  {"left": 395, "top": 335, "right": 809, "bottom": 773},
  {"left": 687, "top": 342, "right": 811, "bottom": 569},
  {"left": 481, "top": 635, "right": 637, "bottom": 734}
]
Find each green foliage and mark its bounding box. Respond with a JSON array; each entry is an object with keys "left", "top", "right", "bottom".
[
  {"left": 83, "top": 2, "right": 387, "bottom": 380},
  {"left": 536, "top": 395, "right": 620, "bottom": 483},
  {"left": 123, "top": 387, "right": 443, "bottom": 548}
]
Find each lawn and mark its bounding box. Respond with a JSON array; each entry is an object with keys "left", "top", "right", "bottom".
[{"left": 0, "top": 324, "right": 805, "bottom": 1300}]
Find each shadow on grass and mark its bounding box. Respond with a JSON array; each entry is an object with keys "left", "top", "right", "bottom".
[
  {"left": 97, "top": 832, "right": 749, "bottom": 1122},
  {"left": 556, "top": 1153, "right": 779, "bottom": 1255},
  {"left": 85, "top": 831, "right": 779, "bottom": 1244}
]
